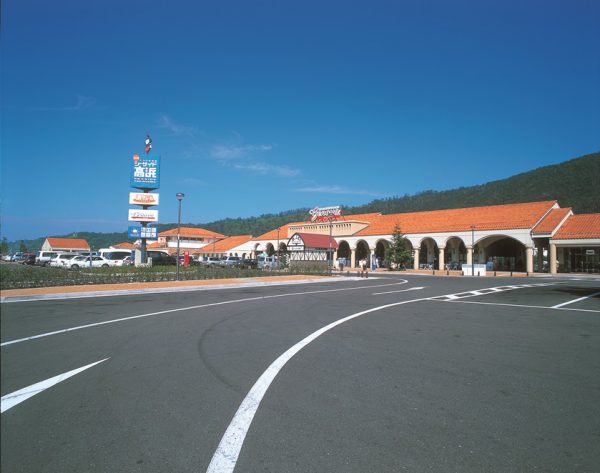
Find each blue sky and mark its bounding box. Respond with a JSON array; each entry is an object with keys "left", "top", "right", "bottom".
[{"left": 1, "top": 0, "right": 598, "bottom": 241}]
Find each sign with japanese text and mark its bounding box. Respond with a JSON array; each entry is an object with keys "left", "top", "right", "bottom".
[
  {"left": 128, "top": 209, "right": 159, "bottom": 222},
  {"left": 128, "top": 225, "right": 158, "bottom": 239},
  {"left": 129, "top": 192, "right": 160, "bottom": 206},
  {"left": 131, "top": 154, "right": 160, "bottom": 189}
]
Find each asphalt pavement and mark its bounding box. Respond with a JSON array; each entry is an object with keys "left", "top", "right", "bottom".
[{"left": 1, "top": 274, "right": 599, "bottom": 472}]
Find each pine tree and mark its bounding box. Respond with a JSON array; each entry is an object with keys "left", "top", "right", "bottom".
[{"left": 386, "top": 224, "right": 412, "bottom": 270}]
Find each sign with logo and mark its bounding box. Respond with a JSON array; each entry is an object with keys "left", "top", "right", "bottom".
[
  {"left": 128, "top": 209, "right": 159, "bottom": 222},
  {"left": 129, "top": 192, "right": 160, "bottom": 206},
  {"left": 288, "top": 234, "right": 305, "bottom": 250},
  {"left": 131, "top": 154, "right": 160, "bottom": 189},
  {"left": 586, "top": 249, "right": 596, "bottom": 255},
  {"left": 128, "top": 225, "right": 158, "bottom": 239},
  {"left": 309, "top": 206, "right": 342, "bottom": 222}
]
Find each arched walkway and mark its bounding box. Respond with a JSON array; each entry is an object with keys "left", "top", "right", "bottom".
[
  {"left": 419, "top": 238, "right": 438, "bottom": 269},
  {"left": 477, "top": 235, "right": 528, "bottom": 271},
  {"left": 336, "top": 241, "right": 351, "bottom": 268},
  {"left": 355, "top": 240, "right": 370, "bottom": 268},
  {"left": 265, "top": 243, "right": 275, "bottom": 256},
  {"left": 444, "top": 237, "right": 466, "bottom": 270},
  {"left": 375, "top": 239, "right": 390, "bottom": 268}
]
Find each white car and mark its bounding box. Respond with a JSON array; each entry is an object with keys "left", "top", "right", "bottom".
[
  {"left": 102, "top": 251, "right": 132, "bottom": 267},
  {"left": 69, "top": 255, "right": 111, "bottom": 269},
  {"left": 49, "top": 253, "right": 79, "bottom": 267}
]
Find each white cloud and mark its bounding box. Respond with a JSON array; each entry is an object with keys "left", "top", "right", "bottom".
[
  {"left": 157, "top": 115, "right": 197, "bottom": 136},
  {"left": 32, "top": 95, "right": 96, "bottom": 112},
  {"left": 181, "top": 177, "right": 206, "bottom": 186},
  {"left": 210, "top": 143, "right": 274, "bottom": 160},
  {"left": 294, "top": 185, "right": 380, "bottom": 196},
  {"left": 233, "top": 162, "right": 300, "bottom": 177}
]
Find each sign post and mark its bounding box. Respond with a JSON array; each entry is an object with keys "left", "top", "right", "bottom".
[{"left": 129, "top": 138, "right": 161, "bottom": 265}]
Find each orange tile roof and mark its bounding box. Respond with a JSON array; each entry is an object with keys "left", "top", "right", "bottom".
[
  {"left": 255, "top": 213, "right": 383, "bottom": 241},
  {"left": 255, "top": 223, "right": 302, "bottom": 241},
  {"left": 147, "top": 242, "right": 164, "bottom": 249},
  {"left": 46, "top": 237, "right": 90, "bottom": 249},
  {"left": 159, "top": 226, "right": 225, "bottom": 238},
  {"left": 355, "top": 201, "right": 558, "bottom": 236},
  {"left": 533, "top": 208, "right": 572, "bottom": 235},
  {"left": 552, "top": 214, "right": 600, "bottom": 240},
  {"left": 112, "top": 242, "right": 137, "bottom": 249},
  {"left": 197, "top": 235, "right": 254, "bottom": 253}
]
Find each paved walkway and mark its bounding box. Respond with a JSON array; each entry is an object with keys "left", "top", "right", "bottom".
[{"left": 0, "top": 275, "right": 343, "bottom": 303}]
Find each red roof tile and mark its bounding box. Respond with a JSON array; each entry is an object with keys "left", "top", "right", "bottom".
[
  {"left": 533, "top": 208, "right": 572, "bottom": 235},
  {"left": 159, "top": 226, "right": 225, "bottom": 238},
  {"left": 291, "top": 233, "right": 338, "bottom": 249},
  {"left": 355, "top": 201, "right": 558, "bottom": 236},
  {"left": 112, "top": 242, "right": 137, "bottom": 249},
  {"left": 46, "top": 237, "right": 90, "bottom": 249},
  {"left": 552, "top": 214, "right": 600, "bottom": 240},
  {"left": 197, "top": 235, "right": 254, "bottom": 253}
]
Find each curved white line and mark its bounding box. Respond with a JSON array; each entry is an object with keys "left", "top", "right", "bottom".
[{"left": 206, "top": 296, "right": 426, "bottom": 473}]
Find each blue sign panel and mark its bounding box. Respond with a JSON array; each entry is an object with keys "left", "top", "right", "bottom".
[
  {"left": 131, "top": 155, "right": 160, "bottom": 189},
  {"left": 128, "top": 226, "right": 158, "bottom": 239}
]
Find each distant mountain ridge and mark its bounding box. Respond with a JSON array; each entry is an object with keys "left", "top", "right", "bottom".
[{"left": 7, "top": 151, "right": 599, "bottom": 252}]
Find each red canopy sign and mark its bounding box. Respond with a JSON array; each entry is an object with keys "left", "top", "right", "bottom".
[{"left": 309, "top": 206, "right": 342, "bottom": 222}]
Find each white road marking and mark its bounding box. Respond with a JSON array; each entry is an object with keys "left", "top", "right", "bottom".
[
  {"left": 432, "top": 299, "right": 600, "bottom": 313},
  {"left": 551, "top": 291, "right": 600, "bottom": 309},
  {"left": 1, "top": 358, "right": 109, "bottom": 413},
  {"left": 1, "top": 281, "right": 408, "bottom": 348},
  {"left": 206, "top": 296, "right": 431, "bottom": 473},
  {"left": 207, "top": 282, "right": 540, "bottom": 473},
  {"left": 372, "top": 286, "right": 425, "bottom": 295}
]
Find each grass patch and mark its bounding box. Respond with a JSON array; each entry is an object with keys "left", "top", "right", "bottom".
[{"left": 0, "top": 263, "right": 331, "bottom": 290}]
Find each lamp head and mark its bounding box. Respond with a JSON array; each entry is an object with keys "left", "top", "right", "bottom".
[{"left": 176, "top": 192, "right": 185, "bottom": 201}]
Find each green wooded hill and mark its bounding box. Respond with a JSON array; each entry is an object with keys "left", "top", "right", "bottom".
[{"left": 8, "top": 151, "right": 599, "bottom": 252}]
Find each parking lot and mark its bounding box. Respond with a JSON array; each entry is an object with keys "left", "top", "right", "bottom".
[{"left": 1, "top": 274, "right": 599, "bottom": 472}]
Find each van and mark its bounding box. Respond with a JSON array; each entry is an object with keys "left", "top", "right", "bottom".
[
  {"left": 258, "top": 255, "right": 278, "bottom": 270},
  {"left": 36, "top": 251, "right": 59, "bottom": 266}
]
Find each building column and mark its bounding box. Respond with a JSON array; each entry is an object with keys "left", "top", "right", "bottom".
[
  {"left": 526, "top": 246, "right": 534, "bottom": 274},
  {"left": 413, "top": 247, "right": 420, "bottom": 270},
  {"left": 549, "top": 243, "right": 557, "bottom": 274},
  {"left": 438, "top": 247, "right": 445, "bottom": 271},
  {"left": 536, "top": 244, "right": 544, "bottom": 272},
  {"left": 351, "top": 249, "right": 356, "bottom": 268},
  {"left": 466, "top": 246, "right": 473, "bottom": 267}
]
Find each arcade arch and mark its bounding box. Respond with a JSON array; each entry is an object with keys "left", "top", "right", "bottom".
[
  {"left": 476, "top": 235, "right": 527, "bottom": 271},
  {"left": 374, "top": 239, "right": 390, "bottom": 268},
  {"left": 444, "top": 237, "right": 466, "bottom": 268},
  {"left": 355, "top": 240, "right": 370, "bottom": 268},
  {"left": 418, "top": 238, "right": 438, "bottom": 268}
]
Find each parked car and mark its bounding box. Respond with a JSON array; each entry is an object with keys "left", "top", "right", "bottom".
[
  {"left": 239, "top": 258, "right": 258, "bottom": 269},
  {"left": 69, "top": 255, "right": 111, "bottom": 269},
  {"left": 20, "top": 253, "right": 37, "bottom": 265},
  {"left": 36, "top": 251, "right": 59, "bottom": 266},
  {"left": 49, "top": 253, "right": 79, "bottom": 268},
  {"left": 258, "top": 255, "right": 278, "bottom": 270},
  {"left": 103, "top": 251, "right": 133, "bottom": 267},
  {"left": 219, "top": 256, "right": 241, "bottom": 267},
  {"left": 11, "top": 252, "right": 25, "bottom": 262},
  {"left": 147, "top": 251, "right": 177, "bottom": 265},
  {"left": 200, "top": 256, "right": 222, "bottom": 267}
]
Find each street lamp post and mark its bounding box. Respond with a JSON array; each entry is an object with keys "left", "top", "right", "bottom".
[
  {"left": 329, "top": 217, "right": 333, "bottom": 270},
  {"left": 176, "top": 192, "right": 185, "bottom": 281},
  {"left": 471, "top": 225, "right": 475, "bottom": 277},
  {"left": 276, "top": 227, "right": 280, "bottom": 270}
]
